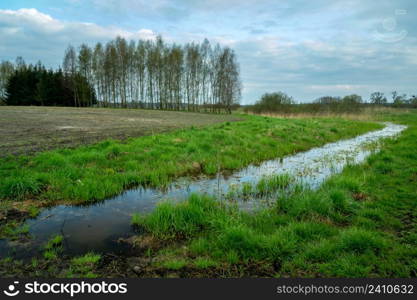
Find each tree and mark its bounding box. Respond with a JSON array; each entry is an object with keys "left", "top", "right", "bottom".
[
  {"left": 63, "top": 45, "right": 78, "bottom": 106},
  {"left": 15, "top": 56, "right": 26, "bottom": 71},
  {"left": 342, "top": 94, "right": 363, "bottom": 104},
  {"left": 0, "top": 61, "right": 15, "bottom": 101},
  {"left": 370, "top": 92, "right": 387, "bottom": 105},
  {"left": 392, "top": 91, "right": 407, "bottom": 106},
  {"left": 78, "top": 44, "right": 93, "bottom": 106},
  {"left": 315, "top": 96, "right": 341, "bottom": 104},
  {"left": 5, "top": 61, "right": 95, "bottom": 107},
  {"left": 409, "top": 95, "right": 417, "bottom": 107},
  {"left": 92, "top": 43, "right": 105, "bottom": 106},
  {"left": 252, "top": 92, "right": 294, "bottom": 113}
]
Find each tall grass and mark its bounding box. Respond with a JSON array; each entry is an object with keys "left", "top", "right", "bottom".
[{"left": 134, "top": 194, "right": 235, "bottom": 239}]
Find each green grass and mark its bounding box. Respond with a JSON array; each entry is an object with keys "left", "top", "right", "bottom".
[
  {"left": 0, "top": 250, "right": 101, "bottom": 277},
  {"left": 135, "top": 111, "right": 417, "bottom": 277},
  {"left": 0, "top": 222, "right": 29, "bottom": 240},
  {"left": 131, "top": 213, "right": 141, "bottom": 227},
  {"left": 1, "top": 175, "right": 43, "bottom": 200},
  {"left": 134, "top": 194, "right": 234, "bottom": 239},
  {"left": 255, "top": 173, "right": 293, "bottom": 196},
  {"left": 160, "top": 259, "right": 188, "bottom": 270},
  {"left": 66, "top": 252, "right": 101, "bottom": 278},
  {"left": 43, "top": 234, "right": 63, "bottom": 260},
  {"left": 44, "top": 234, "right": 63, "bottom": 249},
  {"left": 0, "top": 115, "right": 381, "bottom": 205},
  {"left": 226, "top": 174, "right": 294, "bottom": 199},
  {"left": 193, "top": 257, "right": 218, "bottom": 269}
]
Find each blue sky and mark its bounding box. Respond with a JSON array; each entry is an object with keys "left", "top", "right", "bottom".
[{"left": 0, "top": 0, "right": 415, "bottom": 103}]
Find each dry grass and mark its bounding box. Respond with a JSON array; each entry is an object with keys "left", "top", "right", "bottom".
[
  {"left": 246, "top": 107, "right": 412, "bottom": 121},
  {"left": 0, "top": 106, "right": 241, "bottom": 156}
]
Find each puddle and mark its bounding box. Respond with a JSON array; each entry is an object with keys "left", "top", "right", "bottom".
[{"left": 0, "top": 123, "right": 406, "bottom": 259}]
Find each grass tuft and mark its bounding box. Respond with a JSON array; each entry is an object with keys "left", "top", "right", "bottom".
[
  {"left": 1, "top": 175, "right": 43, "bottom": 200},
  {"left": 67, "top": 252, "right": 101, "bottom": 278}
]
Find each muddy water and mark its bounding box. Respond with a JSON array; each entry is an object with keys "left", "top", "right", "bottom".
[{"left": 0, "top": 123, "right": 406, "bottom": 259}]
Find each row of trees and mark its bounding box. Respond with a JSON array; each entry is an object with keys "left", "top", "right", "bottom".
[
  {"left": 370, "top": 91, "right": 417, "bottom": 106},
  {"left": 247, "top": 91, "right": 417, "bottom": 114},
  {"left": 0, "top": 36, "right": 241, "bottom": 112},
  {"left": 315, "top": 92, "right": 417, "bottom": 106},
  {"left": 1, "top": 59, "right": 96, "bottom": 107},
  {"left": 62, "top": 36, "right": 241, "bottom": 112},
  {"left": 249, "top": 92, "right": 366, "bottom": 113}
]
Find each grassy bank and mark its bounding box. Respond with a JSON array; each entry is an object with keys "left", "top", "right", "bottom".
[
  {"left": 0, "top": 115, "right": 381, "bottom": 209},
  {"left": 126, "top": 111, "right": 417, "bottom": 277}
]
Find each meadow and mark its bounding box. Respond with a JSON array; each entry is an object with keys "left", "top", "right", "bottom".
[{"left": 0, "top": 107, "right": 415, "bottom": 278}]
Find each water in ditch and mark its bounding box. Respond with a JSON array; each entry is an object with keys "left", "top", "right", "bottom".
[{"left": 0, "top": 123, "right": 406, "bottom": 259}]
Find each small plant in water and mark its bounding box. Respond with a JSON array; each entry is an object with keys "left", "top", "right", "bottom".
[
  {"left": 1, "top": 222, "right": 30, "bottom": 240},
  {"left": 255, "top": 174, "right": 293, "bottom": 196},
  {"left": 44, "top": 234, "right": 63, "bottom": 249},
  {"left": 43, "top": 234, "right": 63, "bottom": 260},
  {"left": 241, "top": 182, "right": 253, "bottom": 197},
  {"left": 131, "top": 213, "right": 141, "bottom": 227}
]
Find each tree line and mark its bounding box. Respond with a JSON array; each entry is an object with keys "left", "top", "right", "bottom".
[
  {"left": 2, "top": 59, "right": 96, "bottom": 107},
  {"left": 247, "top": 91, "right": 417, "bottom": 114},
  {"left": 63, "top": 36, "right": 241, "bottom": 112},
  {"left": 0, "top": 36, "right": 242, "bottom": 113},
  {"left": 248, "top": 92, "right": 366, "bottom": 114},
  {"left": 369, "top": 91, "right": 417, "bottom": 107}
]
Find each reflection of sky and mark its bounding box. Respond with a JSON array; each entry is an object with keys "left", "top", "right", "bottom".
[
  {"left": 0, "top": 123, "right": 405, "bottom": 259},
  {"left": 0, "top": 1, "right": 416, "bottom": 103}
]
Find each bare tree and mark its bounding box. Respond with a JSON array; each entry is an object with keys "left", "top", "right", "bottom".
[
  {"left": 0, "top": 61, "right": 15, "bottom": 101},
  {"left": 63, "top": 45, "right": 78, "bottom": 106}
]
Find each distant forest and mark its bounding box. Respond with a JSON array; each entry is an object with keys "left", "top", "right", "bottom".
[
  {"left": 0, "top": 36, "right": 241, "bottom": 113},
  {"left": 246, "top": 91, "right": 417, "bottom": 114},
  {"left": 1, "top": 60, "right": 96, "bottom": 107}
]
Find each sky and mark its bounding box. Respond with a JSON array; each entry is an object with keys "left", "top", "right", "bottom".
[{"left": 0, "top": 0, "right": 415, "bottom": 104}]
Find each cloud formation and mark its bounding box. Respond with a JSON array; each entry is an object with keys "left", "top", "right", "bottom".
[
  {"left": 0, "top": 0, "right": 415, "bottom": 103},
  {"left": 0, "top": 8, "right": 156, "bottom": 67}
]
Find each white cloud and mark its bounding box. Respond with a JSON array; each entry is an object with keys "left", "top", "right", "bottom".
[
  {"left": 0, "top": 8, "right": 64, "bottom": 33},
  {"left": 0, "top": 8, "right": 156, "bottom": 65},
  {"left": 309, "top": 84, "right": 367, "bottom": 91}
]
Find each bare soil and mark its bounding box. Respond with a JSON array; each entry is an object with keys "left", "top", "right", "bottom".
[{"left": 0, "top": 106, "right": 241, "bottom": 156}]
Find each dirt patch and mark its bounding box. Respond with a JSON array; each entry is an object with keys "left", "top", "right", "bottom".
[
  {"left": 0, "top": 106, "right": 242, "bottom": 157},
  {"left": 352, "top": 192, "right": 368, "bottom": 201},
  {"left": 95, "top": 254, "right": 277, "bottom": 278},
  {"left": 0, "top": 208, "right": 30, "bottom": 225}
]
